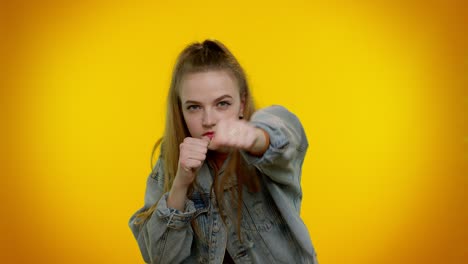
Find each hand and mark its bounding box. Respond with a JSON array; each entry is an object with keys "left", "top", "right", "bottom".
[
  {"left": 209, "top": 119, "right": 268, "bottom": 155},
  {"left": 174, "top": 137, "right": 209, "bottom": 188}
]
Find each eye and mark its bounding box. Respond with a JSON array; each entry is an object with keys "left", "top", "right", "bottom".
[
  {"left": 186, "top": 105, "right": 201, "bottom": 111},
  {"left": 217, "top": 101, "right": 231, "bottom": 108}
]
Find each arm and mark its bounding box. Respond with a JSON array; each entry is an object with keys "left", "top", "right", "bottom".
[
  {"left": 247, "top": 127, "right": 270, "bottom": 157},
  {"left": 128, "top": 158, "right": 195, "bottom": 264},
  {"left": 241, "top": 105, "right": 309, "bottom": 188}
]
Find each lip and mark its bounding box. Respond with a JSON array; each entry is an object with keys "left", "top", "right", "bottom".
[{"left": 202, "top": 131, "right": 215, "bottom": 139}]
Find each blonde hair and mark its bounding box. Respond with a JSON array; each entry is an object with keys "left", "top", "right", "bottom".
[{"left": 136, "top": 40, "right": 259, "bottom": 238}]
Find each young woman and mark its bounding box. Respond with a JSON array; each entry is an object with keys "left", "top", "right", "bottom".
[{"left": 129, "top": 39, "right": 319, "bottom": 264}]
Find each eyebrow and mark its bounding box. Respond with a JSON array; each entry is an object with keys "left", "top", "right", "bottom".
[{"left": 184, "top": 95, "right": 233, "bottom": 105}]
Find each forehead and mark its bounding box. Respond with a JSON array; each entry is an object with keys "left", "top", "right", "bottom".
[{"left": 179, "top": 70, "right": 239, "bottom": 101}]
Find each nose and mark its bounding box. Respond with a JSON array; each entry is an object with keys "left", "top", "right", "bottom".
[{"left": 202, "top": 109, "right": 216, "bottom": 128}]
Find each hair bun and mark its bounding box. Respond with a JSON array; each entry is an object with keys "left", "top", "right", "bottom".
[{"left": 203, "top": 39, "right": 224, "bottom": 52}]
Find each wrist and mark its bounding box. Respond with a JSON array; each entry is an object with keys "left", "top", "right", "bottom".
[
  {"left": 249, "top": 128, "right": 270, "bottom": 156},
  {"left": 168, "top": 181, "right": 189, "bottom": 211},
  {"left": 171, "top": 178, "right": 190, "bottom": 194}
]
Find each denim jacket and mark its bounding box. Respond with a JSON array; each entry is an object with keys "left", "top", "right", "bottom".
[{"left": 129, "top": 105, "right": 319, "bottom": 264}]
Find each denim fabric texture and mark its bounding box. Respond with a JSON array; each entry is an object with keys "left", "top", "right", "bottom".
[{"left": 129, "top": 105, "right": 319, "bottom": 264}]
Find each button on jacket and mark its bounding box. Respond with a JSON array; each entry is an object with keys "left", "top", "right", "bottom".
[{"left": 129, "top": 105, "right": 319, "bottom": 264}]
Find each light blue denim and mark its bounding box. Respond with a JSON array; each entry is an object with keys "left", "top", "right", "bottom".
[{"left": 129, "top": 105, "right": 319, "bottom": 264}]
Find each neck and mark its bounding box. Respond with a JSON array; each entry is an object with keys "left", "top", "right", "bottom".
[{"left": 208, "top": 151, "right": 229, "bottom": 170}]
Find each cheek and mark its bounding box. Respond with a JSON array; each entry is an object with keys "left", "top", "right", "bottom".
[
  {"left": 183, "top": 114, "right": 200, "bottom": 133},
  {"left": 226, "top": 111, "right": 239, "bottom": 119},
  {"left": 226, "top": 104, "right": 242, "bottom": 118}
]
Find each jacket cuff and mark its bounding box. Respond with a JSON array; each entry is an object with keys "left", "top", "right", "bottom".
[
  {"left": 241, "top": 120, "right": 289, "bottom": 166},
  {"left": 155, "top": 192, "right": 196, "bottom": 229}
]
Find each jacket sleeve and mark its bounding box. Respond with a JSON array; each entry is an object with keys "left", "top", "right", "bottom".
[
  {"left": 240, "top": 105, "right": 309, "bottom": 191},
  {"left": 128, "top": 158, "right": 197, "bottom": 264}
]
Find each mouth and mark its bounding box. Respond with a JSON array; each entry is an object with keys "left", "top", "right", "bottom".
[{"left": 202, "top": 131, "right": 215, "bottom": 140}]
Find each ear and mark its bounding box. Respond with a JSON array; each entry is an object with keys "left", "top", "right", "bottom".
[{"left": 239, "top": 93, "right": 246, "bottom": 118}]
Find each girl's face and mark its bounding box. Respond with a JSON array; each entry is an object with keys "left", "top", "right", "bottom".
[{"left": 180, "top": 70, "right": 244, "bottom": 140}]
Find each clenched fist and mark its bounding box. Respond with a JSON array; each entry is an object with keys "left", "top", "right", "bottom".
[
  {"left": 209, "top": 119, "right": 269, "bottom": 156},
  {"left": 175, "top": 137, "right": 210, "bottom": 188},
  {"left": 168, "top": 137, "right": 209, "bottom": 211}
]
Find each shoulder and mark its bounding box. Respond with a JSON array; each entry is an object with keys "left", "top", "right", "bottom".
[
  {"left": 149, "top": 156, "right": 165, "bottom": 189},
  {"left": 250, "top": 105, "right": 306, "bottom": 145},
  {"left": 251, "top": 105, "right": 302, "bottom": 127}
]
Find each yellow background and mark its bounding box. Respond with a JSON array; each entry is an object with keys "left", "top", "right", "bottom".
[{"left": 2, "top": 0, "right": 467, "bottom": 263}]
